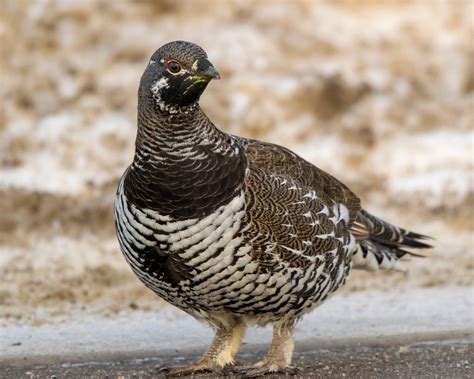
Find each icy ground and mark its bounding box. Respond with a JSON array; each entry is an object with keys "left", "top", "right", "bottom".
[{"left": 1, "top": 287, "right": 472, "bottom": 363}]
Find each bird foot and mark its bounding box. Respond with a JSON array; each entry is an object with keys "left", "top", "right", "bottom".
[
  {"left": 231, "top": 362, "right": 299, "bottom": 377},
  {"left": 159, "top": 361, "right": 224, "bottom": 377}
]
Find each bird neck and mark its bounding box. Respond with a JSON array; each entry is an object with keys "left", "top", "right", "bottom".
[
  {"left": 134, "top": 104, "right": 214, "bottom": 158},
  {"left": 124, "top": 104, "right": 247, "bottom": 220}
]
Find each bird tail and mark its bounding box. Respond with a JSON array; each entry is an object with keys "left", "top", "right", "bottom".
[{"left": 350, "top": 209, "right": 433, "bottom": 271}]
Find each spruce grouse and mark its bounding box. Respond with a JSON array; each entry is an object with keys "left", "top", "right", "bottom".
[{"left": 114, "top": 41, "right": 431, "bottom": 376}]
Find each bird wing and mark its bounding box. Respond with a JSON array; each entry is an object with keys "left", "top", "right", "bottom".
[
  {"left": 237, "top": 137, "right": 358, "bottom": 278},
  {"left": 239, "top": 137, "right": 361, "bottom": 225}
]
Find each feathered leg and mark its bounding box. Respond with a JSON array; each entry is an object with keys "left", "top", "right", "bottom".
[
  {"left": 163, "top": 322, "right": 246, "bottom": 377},
  {"left": 244, "top": 322, "right": 297, "bottom": 377}
]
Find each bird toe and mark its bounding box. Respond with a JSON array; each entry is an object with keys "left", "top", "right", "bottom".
[
  {"left": 242, "top": 364, "right": 299, "bottom": 378},
  {"left": 159, "top": 362, "right": 224, "bottom": 377}
]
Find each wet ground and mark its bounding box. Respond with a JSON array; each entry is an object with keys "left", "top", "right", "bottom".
[{"left": 2, "top": 338, "right": 472, "bottom": 379}]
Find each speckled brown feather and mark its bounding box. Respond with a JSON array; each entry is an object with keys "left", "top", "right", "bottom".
[{"left": 240, "top": 139, "right": 361, "bottom": 224}]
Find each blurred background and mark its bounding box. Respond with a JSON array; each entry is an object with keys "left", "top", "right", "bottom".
[{"left": 0, "top": 0, "right": 472, "bottom": 327}]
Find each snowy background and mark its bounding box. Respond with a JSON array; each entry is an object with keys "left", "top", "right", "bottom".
[{"left": 0, "top": 0, "right": 472, "bottom": 327}]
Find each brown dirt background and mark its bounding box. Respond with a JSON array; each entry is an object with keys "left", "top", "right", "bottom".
[{"left": 0, "top": 0, "right": 472, "bottom": 326}]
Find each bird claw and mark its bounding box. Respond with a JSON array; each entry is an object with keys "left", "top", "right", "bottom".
[
  {"left": 237, "top": 364, "right": 300, "bottom": 377},
  {"left": 225, "top": 363, "right": 299, "bottom": 377},
  {"left": 159, "top": 362, "right": 223, "bottom": 377}
]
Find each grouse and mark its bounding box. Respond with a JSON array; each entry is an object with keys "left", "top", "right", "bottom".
[{"left": 114, "top": 41, "right": 432, "bottom": 376}]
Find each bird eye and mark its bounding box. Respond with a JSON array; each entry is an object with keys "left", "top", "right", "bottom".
[{"left": 167, "top": 60, "right": 182, "bottom": 74}]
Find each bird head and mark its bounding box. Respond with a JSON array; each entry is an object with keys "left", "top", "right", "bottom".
[{"left": 139, "top": 41, "right": 220, "bottom": 113}]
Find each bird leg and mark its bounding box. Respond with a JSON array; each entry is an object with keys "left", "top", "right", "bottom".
[
  {"left": 162, "top": 322, "right": 246, "bottom": 377},
  {"left": 243, "top": 323, "right": 297, "bottom": 377}
]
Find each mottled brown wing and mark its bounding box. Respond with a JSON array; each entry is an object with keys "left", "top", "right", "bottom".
[
  {"left": 239, "top": 137, "right": 361, "bottom": 225},
  {"left": 237, "top": 138, "right": 357, "bottom": 290}
]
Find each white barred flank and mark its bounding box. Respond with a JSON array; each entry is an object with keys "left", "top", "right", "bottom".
[
  {"left": 114, "top": 170, "right": 357, "bottom": 323},
  {"left": 115, "top": 175, "right": 261, "bottom": 315}
]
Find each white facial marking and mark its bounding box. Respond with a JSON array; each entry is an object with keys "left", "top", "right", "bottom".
[
  {"left": 150, "top": 77, "right": 180, "bottom": 113},
  {"left": 149, "top": 59, "right": 156, "bottom": 66},
  {"left": 151, "top": 77, "right": 169, "bottom": 95}
]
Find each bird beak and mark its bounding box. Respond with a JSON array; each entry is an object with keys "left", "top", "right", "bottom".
[
  {"left": 202, "top": 65, "right": 221, "bottom": 80},
  {"left": 192, "top": 58, "right": 221, "bottom": 81}
]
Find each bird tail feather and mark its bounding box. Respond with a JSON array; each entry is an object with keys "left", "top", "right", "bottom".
[{"left": 351, "top": 209, "right": 433, "bottom": 271}]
